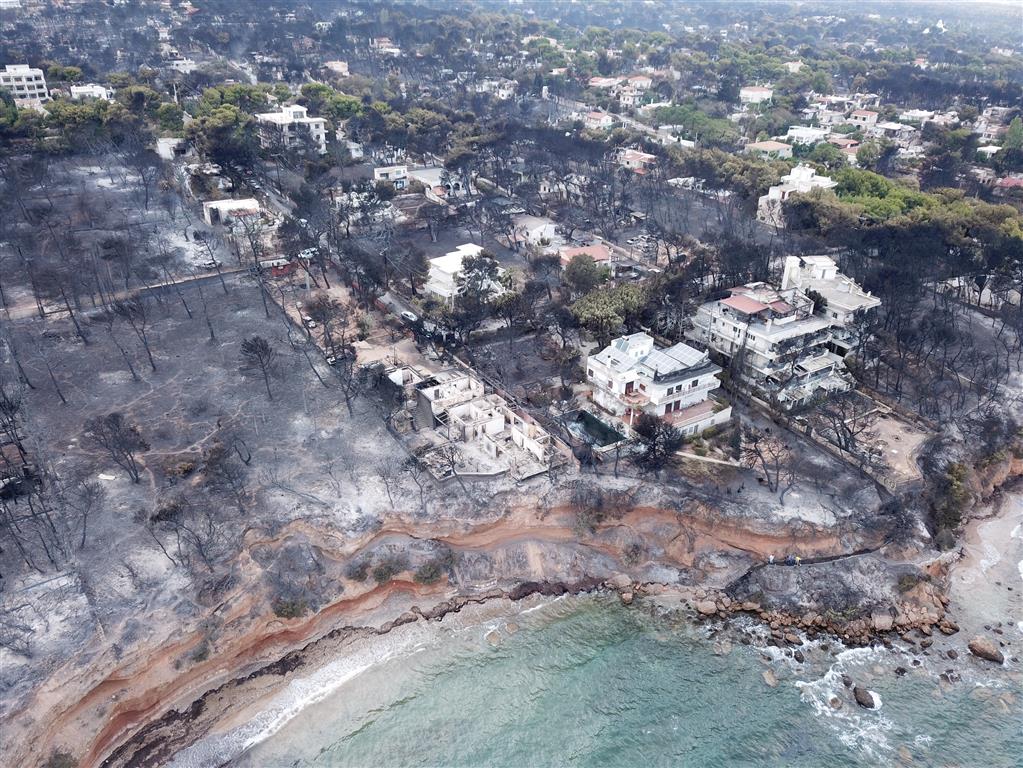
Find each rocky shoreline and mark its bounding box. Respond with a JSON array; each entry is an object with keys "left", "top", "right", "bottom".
[{"left": 105, "top": 563, "right": 1018, "bottom": 767}]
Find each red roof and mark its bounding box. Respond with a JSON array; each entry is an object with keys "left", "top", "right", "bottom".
[
  {"left": 769, "top": 300, "right": 793, "bottom": 313},
  {"left": 721, "top": 295, "right": 769, "bottom": 314},
  {"left": 560, "top": 244, "right": 611, "bottom": 264}
]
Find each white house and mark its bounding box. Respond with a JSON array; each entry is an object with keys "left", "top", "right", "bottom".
[
  {"left": 780, "top": 255, "right": 881, "bottom": 353},
  {"left": 425, "top": 243, "right": 506, "bottom": 305},
  {"left": 687, "top": 284, "right": 851, "bottom": 407},
  {"left": 745, "top": 140, "right": 793, "bottom": 159},
  {"left": 617, "top": 148, "right": 658, "bottom": 171},
  {"left": 413, "top": 369, "right": 558, "bottom": 479},
  {"left": 626, "top": 74, "right": 653, "bottom": 91},
  {"left": 739, "top": 85, "right": 773, "bottom": 105},
  {"left": 255, "top": 105, "right": 327, "bottom": 154},
  {"left": 374, "top": 164, "right": 409, "bottom": 190},
  {"left": 586, "top": 332, "right": 731, "bottom": 435},
  {"left": 0, "top": 64, "right": 49, "bottom": 106},
  {"left": 847, "top": 109, "right": 879, "bottom": 128},
  {"left": 583, "top": 111, "right": 615, "bottom": 131},
  {"left": 785, "top": 126, "right": 830, "bottom": 145},
  {"left": 69, "top": 83, "right": 114, "bottom": 101},
  {"left": 323, "top": 60, "right": 349, "bottom": 77},
  {"left": 202, "top": 198, "right": 260, "bottom": 226},
  {"left": 757, "top": 164, "right": 837, "bottom": 226}
]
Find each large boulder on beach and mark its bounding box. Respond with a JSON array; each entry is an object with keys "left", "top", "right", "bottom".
[
  {"left": 968, "top": 636, "right": 1005, "bottom": 664},
  {"left": 607, "top": 573, "right": 632, "bottom": 590},
  {"left": 853, "top": 687, "right": 878, "bottom": 709},
  {"left": 696, "top": 600, "right": 718, "bottom": 615},
  {"left": 871, "top": 610, "right": 894, "bottom": 632}
]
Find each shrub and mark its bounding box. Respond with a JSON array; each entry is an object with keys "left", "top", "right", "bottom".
[
  {"left": 413, "top": 561, "right": 444, "bottom": 584},
  {"left": 44, "top": 753, "right": 76, "bottom": 768},
  {"left": 623, "top": 542, "right": 645, "bottom": 566},
  {"left": 372, "top": 555, "right": 407, "bottom": 583},
  {"left": 344, "top": 559, "right": 369, "bottom": 581},
  {"left": 272, "top": 599, "right": 309, "bottom": 619},
  {"left": 190, "top": 642, "right": 210, "bottom": 662}
]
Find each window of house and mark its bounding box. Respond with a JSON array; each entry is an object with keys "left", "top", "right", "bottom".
[
  {"left": 691, "top": 379, "right": 699, "bottom": 388},
  {"left": 587, "top": 369, "right": 593, "bottom": 377}
]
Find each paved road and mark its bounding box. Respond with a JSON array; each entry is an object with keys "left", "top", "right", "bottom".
[{"left": 2, "top": 268, "right": 245, "bottom": 321}]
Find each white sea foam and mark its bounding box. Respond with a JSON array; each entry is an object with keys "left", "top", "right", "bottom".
[{"left": 793, "top": 646, "right": 894, "bottom": 761}]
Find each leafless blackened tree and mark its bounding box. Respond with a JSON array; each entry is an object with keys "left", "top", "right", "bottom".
[
  {"left": 376, "top": 458, "right": 400, "bottom": 507},
  {"left": 113, "top": 297, "right": 158, "bottom": 372},
  {"left": 91, "top": 309, "right": 140, "bottom": 382},
  {"left": 329, "top": 349, "right": 364, "bottom": 417},
  {"left": 740, "top": 425, "right": 791, "bottom": 494},
  {"left": 83, "top": 412, "right": 149, "bottom": 483},
  {"left": 202, "top": 439, "right": 250, "bottom": 514},
  {"left": 195, "top": 278, "right": 217, "bottom": 342},
  {"left": 807, "top": 392, "right": 880, "bottom": 467},
  {"left": 401, "top": 455, "right": 430, "bottom": 512},
  {"left": 240, "top": 336, "right": 278, "bottom": 401},
  {"left": 149, "top": 493, "right": 227, "bottom": 571}
]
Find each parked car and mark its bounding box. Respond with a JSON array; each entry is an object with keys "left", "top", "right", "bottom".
[
  {"left": 400, "top": 310, "right": 419, "bottom": 323},
  {"left": 199, "top": 259, "right": 221, "bottom": 270}
]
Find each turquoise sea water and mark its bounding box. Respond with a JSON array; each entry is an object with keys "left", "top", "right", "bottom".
[{"left": 220, "top": 595, "right": 1021, "bottom": 768}]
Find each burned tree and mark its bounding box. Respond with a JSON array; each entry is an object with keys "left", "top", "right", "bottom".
[
  {"left": 740, "top": 425, "right": 791, "bottom": 494},
  {"left": 240, "top": 336, "right": 278, "bottom": 401},
  {"left": 83, "top": 412, "right": 149, "bottom": 483},
  {"left": 631, "top": 413, "right": 683, "bottom": 473},
  {"left": 113, "top": 297, "right": 158, "bottom": 372}
]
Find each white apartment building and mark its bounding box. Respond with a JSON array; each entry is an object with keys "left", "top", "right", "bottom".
[
  {"left": 757, "top": 164, "right": 837, "bottom": 227},
  {"left": 255, "top": 105, "right": 327, "bottom": 154},
  {"left": 687, "top": 283, "right": 851, "bottom": 407},
  {"left": 780, "top": 255, "right": 881, "bottom": 353},
  {"left": 587, "top": 332, "right": 732, "bottom": 436},
  {"left": 70, "top": 83, "right": 114, "bottom": 101},
  {"left": 425, "top": 243, "right": 505, "bottom": 306},
  {"left": 1, "top": 64, "right": 49, "bottom": 106}
]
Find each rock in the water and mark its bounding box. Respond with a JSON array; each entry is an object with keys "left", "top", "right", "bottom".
[
  {"left": 947, "top": 649, "right": 958, "bottom": 660},
  {"left": 620, "top": 591, "right": 634, "bottom": 605},
  {"left": 920, "top": 638, "right": 933, "bottom": 649},
  {"left": 828, "top": 695, "right": 843, "bottom": 710},
  {"left": 894, "top": 666, "right": 907, "bottom": 677},
  {"left": 968, "top": 636, "right": 1005, "bottom": 664},
  {"left": 784, "top": 633, "right": 801, "bottom": 645},
  {"left": 505, "top": 622, "right": 519, "bottom": 635},
  {"left": 762, "top": 669, "right": 778, "bottom": 687},
  {"left": 793, "top": 650, "right": 805, "bottom": 663},
  {"left": 853, "top": 687, "right": 878, "bottom": 709},
  {"left": 696, "top": 600, "right": 718, "bottom": 615},
  {"left": 485, "top": 630, "right": 501, "bottom": 646},
  {"left": 841, "top": 674, "right": 853, "bottom": 688}
]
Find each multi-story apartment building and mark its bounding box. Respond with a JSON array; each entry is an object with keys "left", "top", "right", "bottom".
[
  {"left": 586, "top": 332, "right": 732, "bottom": 436},
  {"left": 0, "top": 64, "right": 49, "bottom": 106},
  {"left": 779, "top": 255, "right": 881, "bottom": 354},
  {"left": 686, "top": 284, "right": 851, "bottom": 407},
  {"left": 255, "top": 105, "right": 327, "bottom": 154}
]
